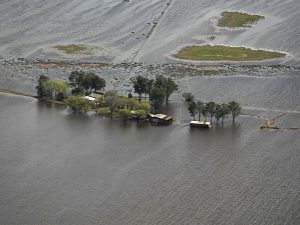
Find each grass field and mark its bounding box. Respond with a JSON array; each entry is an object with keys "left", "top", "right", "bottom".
[
  {"left": 53, "top": 44, "right": 92, "bottom": 54},
  {"left": 174, "top": 45, "right": 286, "bottom": 61},
  {"left": 217, "top": 11, "right": 265, "bottom": 28}
]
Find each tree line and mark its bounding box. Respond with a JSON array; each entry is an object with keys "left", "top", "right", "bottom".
[{"left": 183, "top": 92, "right": 241, "bottom": 123}]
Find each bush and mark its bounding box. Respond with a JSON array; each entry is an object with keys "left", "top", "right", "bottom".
[
  {"left": 98, "top": 107, "right": 111, "bottom": 117},
  {"left": 182, "top": 92, "right": 194, "bottom": 102}
]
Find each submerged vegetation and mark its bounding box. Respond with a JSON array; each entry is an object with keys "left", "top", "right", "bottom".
[
  {"left": 174, "top": 45, "right": 286, "bottom": 61},
  {"left": 53, "top": 44, "right": 92, "bottom": 54},
  {"left": 217, "top": 11, "right": 265, "bottom": 28}
]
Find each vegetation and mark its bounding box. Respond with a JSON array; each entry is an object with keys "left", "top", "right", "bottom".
[
  {"left": 174, "top": 45, "right": 286, "bottom": 61},
  {"left": 228, "top": 101, "right": 242, "bottom": 123},
  {"left": 36, "top": 75, "right": 51, "bottom": 98},
  {"left": 131, "top": 75, "right": 178, "bottom": 112},
  {"left": 131, "top": 76, "right": 153, "bottom": 101},
  {"left": 154, "top": 75, "right": 178, "bottom": 104},
  {"left": 187, "top": 99, "right": 241, "bottom": 124},
  {"left": 69, "top": 70, "right": 106, "bottom": 95},
  {"left": 42, "top": 79, "right": 68, "bottom": 101},
  {"left": 99, "top": 90, "right": 150, "bottom": 120},
  {"left": 182, "top": 92, "right": 194, "bottom": 102},
  {"left": 218, "top": 11, "right": 265, "bottom": 28},
  {"left": 53, "top": 44, "right": 91, "bottom": 54},
  {"left": 64, "top": 96, "right": 93, "bottom": 113}
]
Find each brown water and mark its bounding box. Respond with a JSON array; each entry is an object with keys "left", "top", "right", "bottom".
[{"left": 0, "top": 93, "right": 299, "bottom": 225}]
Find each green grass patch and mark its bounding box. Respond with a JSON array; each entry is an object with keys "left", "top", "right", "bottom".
[
  {"left": 218, "top": 11, "right": 265, "bottom": 28},
  {"left": 174, "top": 45, "right": 286, "bottom": 61},
  {"left": 53, "top": 44, "right": 92, "bottom": 55}
]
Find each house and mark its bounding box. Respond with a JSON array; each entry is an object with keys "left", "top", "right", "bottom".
[
  {"left": 190, "top": 121, "right": 212, "bottom": 128},
  {"left": 148, "top": 113, "right": 173, "bottom": 125}
]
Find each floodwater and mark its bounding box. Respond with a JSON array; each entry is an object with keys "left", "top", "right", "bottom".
[
  {"left": 1, "top": 0, "right": 300, "bottom": 224},
  {"left": 0, "top": 93, "right": 300, "bottom": 225},
  {"left": 0, "top": 0, "right": 300, "bottom": 65}
]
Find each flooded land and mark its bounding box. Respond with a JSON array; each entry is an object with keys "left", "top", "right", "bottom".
[{"left": 0, "top": 0, "right": 300, "bottom": 224}]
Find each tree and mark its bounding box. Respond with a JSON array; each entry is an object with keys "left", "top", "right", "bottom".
[
  {"left": 131, "top": 75, "right": 149, "bottom": 101},
  {"left": 71, "top": 86, "right": 84, "bottom": 96},
  {"left": 182, "top": 92, "right": 194, "bottom": 102},
  {"left": 43, "top": 80, "right": 68, "bottom": 100},
  {"left": 135, "top": 109, "right": 147, "bottom": 120},
  {"left": 149, "top": 87, "right": 165, "bottom": 113},
  {"left": 206, "top": 101, "right": 216, "bottom": 122},
  {"left": 64, "top": 96, "right": 92, "bottom": 113},
  {"left": 188, "top": 101, "right": 197, "bottom": 120},
  {"left": 36, "top": 75, "right": 50, "bottom": 98},
  {"left": 155, "top": 75, "right": 178, "bottom": 104},
  {"left": 104, "top": 90, "right": 120, "bottom": 119},
  {"left": 119, "top": 109, "right": 132, "bottom": 120},
  {"left": 69, "top": 70, "right": 106, "bottom": 94},
  {"left": 215, "top": 103, "right": 229, "bottom": 124},
  {"left": 91, "top": 75, "right": 106, "bottom": 93},
  {"left": 228, "top": 101, "right": 241, "bottom": 123},
  {"left": 196, "top": 101, "right": 205, "bottom": 121},
  {"left": 201, "top": 103, "right": 209, "bottom": 122}
]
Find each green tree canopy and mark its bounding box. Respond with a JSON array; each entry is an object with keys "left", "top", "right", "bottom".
[
  {"left": 104, "top": 90, "right": 120, "bottom": 119},
  {"left": 43, "top": 80, "right": 68, "bottom": 100},
  {"left": 69, "top": 70, "right": 106, "bottom": 94},
  {"left": 131, "top": 75, "right": 151, "bottom": 101},
  {"left": 154, "top": 75, "right": 178, "bottom": 104},
  {"left": 64, "top": 96, "right": 92, "bottom": 113},
  {"left": 228, "top": 101, "right": 241, "bottom": 123},
  {"left": 149, "top": 87, "right": 165, "bottom": 113},
  {"left": 206, "top": 101, "right": 216, "bottom": 122},
  {"left": 36, "top": 75, "right": 50, "bottom": 98}
]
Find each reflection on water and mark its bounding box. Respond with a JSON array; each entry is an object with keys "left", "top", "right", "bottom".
[{"left": 0, "top": 93, "right": 299, "bottom": 225}]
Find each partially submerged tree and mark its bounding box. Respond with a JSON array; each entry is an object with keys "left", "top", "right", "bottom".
[
  {"left": 131, "top": 75, "right": 150, "bottom": 101},
  {"left": 228, "top": 101, "right": 241, "bottom": 123},
  {"left": 149, "top": 87, "right": 165, "bottom": 113},
  {"left": 196, "top": 101, "right": 205, "bottom": 121},
  {"left": 188, "top": 101, "right": 197, "bottom": 120},
  {"left": 215, "top": 103, "right": 230, "bottom": 124},
  {"left": 64, "top": 96, "right": 92, "bottom": 113},
  {"left": 155, "top": 75, "right": 178, "bottom": 104},
  {"left": 206, "top": 101, "right": 216, "bottom": 122}
]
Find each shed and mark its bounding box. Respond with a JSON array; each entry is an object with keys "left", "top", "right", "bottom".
[{"left": 148, "top": 113, "right": 173, "bottom": 125}]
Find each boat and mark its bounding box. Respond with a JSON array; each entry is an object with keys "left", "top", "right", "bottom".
[{"left": 190, "top": 121, "right": 212, "bottom": 128}]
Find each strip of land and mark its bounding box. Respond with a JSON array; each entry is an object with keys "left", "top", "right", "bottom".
[
  {"left": 218, "top": 11, "right": 265, "bottom": 28},
  {"left": 174, "top": 45, "right": 286, "bottom": 61},
  {"left": 53, "top": 44, "right": 92, "bottom": 55}
]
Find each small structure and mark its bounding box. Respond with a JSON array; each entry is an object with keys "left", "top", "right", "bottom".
[
  {"left": 148, "top": 113, "right": 173, "bottom": 125},
  {"left": 190, "top": 121, "right": 212, "bottom": 128}
]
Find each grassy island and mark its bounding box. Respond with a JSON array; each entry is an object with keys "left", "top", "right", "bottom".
[
  {"left": 53, "top": 44, "right": 92, "bottom": 54},
  {"left": 217, "top": 11, "right": 265, "bottom": 28},
  {"left": 174, "top": 45, "right": 286, "bottom": 61}
]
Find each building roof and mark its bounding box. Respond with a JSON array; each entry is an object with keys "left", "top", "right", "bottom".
[{"left": 149, "top": 113, "right": 173, "bottom": 121}]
